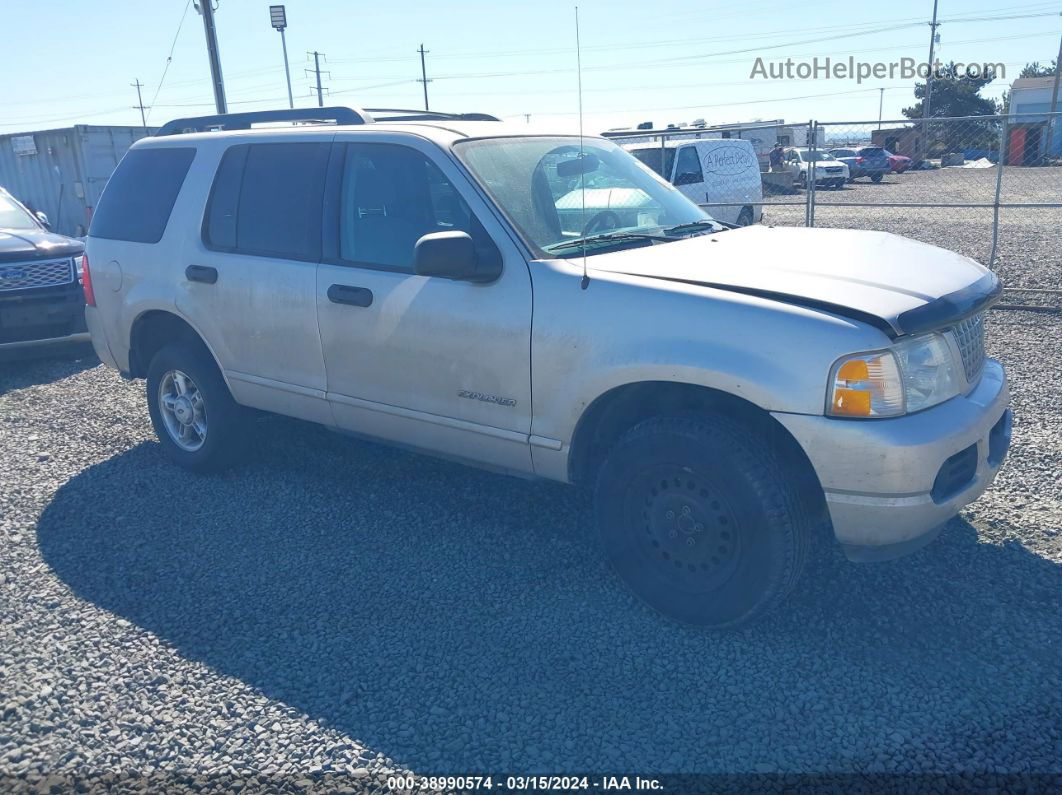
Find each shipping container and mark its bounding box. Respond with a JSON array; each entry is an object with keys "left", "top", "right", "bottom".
[{"left": 0, "top": 125, "right": 156, "bottom": 237}]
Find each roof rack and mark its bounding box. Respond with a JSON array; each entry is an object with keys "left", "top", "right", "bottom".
[
  {"left": 365, "top": 108, "right": 501, "bottom": 122},
  {"left": 155, "top": 106, "right": 371, "bottom": 136}
]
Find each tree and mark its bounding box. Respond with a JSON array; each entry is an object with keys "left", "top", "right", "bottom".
[
  {"left": 902, "top": 62, "right": 1000, "bottom": 119},
  {"left": 902, "top": 62, "right": 1000, "bottom": 153},
  {"left": 1020, "top": 60, "right": 1058, "bottom": 78}
]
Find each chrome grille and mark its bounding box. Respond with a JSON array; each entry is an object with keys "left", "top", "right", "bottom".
[
  {"left": 0, "top": 258, "right": 75, "bottom": 292},
  {"left": 952, "top": 312, "right": 986, "bottom": 383}
]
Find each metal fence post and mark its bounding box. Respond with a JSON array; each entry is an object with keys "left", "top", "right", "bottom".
[
  {"left": 989, "top": 114, "right": 1009, "bottom": 269},
  {"left": 806, "top": 120, "right": 818, "bottom": 227}
]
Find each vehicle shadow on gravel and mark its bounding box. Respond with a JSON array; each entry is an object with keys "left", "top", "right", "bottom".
[
  {"left": 37, "top": 416, "right": 1062, "bottom": 774},
  {"left": 0, "top": 343, "right": 97, "bottom": 397}
]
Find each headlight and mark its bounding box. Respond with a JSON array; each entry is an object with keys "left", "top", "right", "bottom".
[
  {"left": 893, "top": 332, "right": 963, "bottom": 412},
  {"left": 827, "top": 333, "right": 962, "bottom": 418}
]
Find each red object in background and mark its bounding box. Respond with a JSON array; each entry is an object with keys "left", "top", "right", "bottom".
[
  {"left": 885, "top": 152, "right": 912, "bottom": 173},
  {"left": 81, "top": 254, "right": 96, "bottom": 307},
  {"left": 1007, "top": 128, "right": 1026, "bottom": 166}
]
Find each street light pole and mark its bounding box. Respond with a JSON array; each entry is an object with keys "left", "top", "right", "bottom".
[
  {"left": 270, "top": 6, "right": 293, "bottom": 109},
  {"left": 878, "top": 87, "right": 884, "bottom": 129}
]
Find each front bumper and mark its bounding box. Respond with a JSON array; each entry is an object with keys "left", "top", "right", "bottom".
[
  {"left": 0, "top": 282, "right": 89, "bottom": 350},
  {"left": 813, "top": 171, "right": 847, "bottom": 182},
  {"left": 773, "top": 359, "right": 1010, "bottom": 561}
]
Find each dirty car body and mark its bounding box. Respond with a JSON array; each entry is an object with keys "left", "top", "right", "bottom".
[{"left": 84, "top": 111, "right": 1010, "bottom": 625}]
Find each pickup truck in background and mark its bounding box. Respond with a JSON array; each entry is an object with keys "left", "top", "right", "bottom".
[{"left": 0, "top": 186, "right": 87, "bottom": 350}]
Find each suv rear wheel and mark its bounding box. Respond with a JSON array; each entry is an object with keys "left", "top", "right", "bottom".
[
  {"left": 146, "top": 340, "right": 247, "bottom": 472},
  {"left": 594, "top": 415, "right": 810, "bottom": 628}
]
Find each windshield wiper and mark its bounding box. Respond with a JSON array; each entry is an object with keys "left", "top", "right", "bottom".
[
  {"left": 663, "top": 220, "right": 723, "bottom": 235},
  {"left": 545, "top": 231, "right": 670, "bottom": 253}
]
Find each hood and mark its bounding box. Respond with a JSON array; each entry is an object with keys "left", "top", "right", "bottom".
[
  {"left": 588, "top": 226, "right": 999, "bottom": 337},
  {"left": 0, "top": 229, "right": 84, "bottom": 264}
]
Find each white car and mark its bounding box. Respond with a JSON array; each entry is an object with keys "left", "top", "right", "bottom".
[
  {"left": 784, "top": 148, "right": 849, "bottom": 190},
  {"left": 625, "top": 139, "right": 763, "bottom": 226}
]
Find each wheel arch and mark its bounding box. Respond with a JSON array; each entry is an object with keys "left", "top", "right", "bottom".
[
  {"left": 569, "top": 381, "right": 824, "bottom": 508},
  {"left": 128, "top": 309, "right": 222, "bottom": 380}
]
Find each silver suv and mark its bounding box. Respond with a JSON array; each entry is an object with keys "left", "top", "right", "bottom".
[{"left": 84, "top": 107, "right": 1011, "bottom": 627}]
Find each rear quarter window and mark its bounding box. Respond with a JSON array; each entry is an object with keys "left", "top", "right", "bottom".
[{"left": 90, "top": 148, "right": 195, "bottom": 243}]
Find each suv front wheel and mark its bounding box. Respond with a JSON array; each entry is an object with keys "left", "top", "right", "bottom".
[
  {"left": 146, "top": 340, "right": 247, "bottom": 472},
  {"left": 594, "top": 415, "right": 811, "bottom": 628}
]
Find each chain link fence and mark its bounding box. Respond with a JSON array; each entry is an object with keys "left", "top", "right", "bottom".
[{"left": 606, "top": 112, "right": 1062, "bottom": 305}]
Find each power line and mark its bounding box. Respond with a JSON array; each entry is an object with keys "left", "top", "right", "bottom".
[{"left": 145, "top": 0, "right": 193, "bottom": 124}]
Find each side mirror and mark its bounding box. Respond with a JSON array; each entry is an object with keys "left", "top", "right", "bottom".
[
  {"left": 34, "top": 211, "right": 51, "bottom": 230},
  {"left": 414, "top": 231, "right": 499, "bottom": 283},
  {"left": 674, "top": 171, "right": 701, "bottom": 186}
]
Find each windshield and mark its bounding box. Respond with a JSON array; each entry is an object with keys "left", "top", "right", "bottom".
[
  {"left": 455, "top": 137, "right": 712, "bottom": 257},
  {"left": 0, "top": 193, "right": 40, "bottom": 230},
  {"left": 801, "top": 150, "right": 836, "bottom": 162}
]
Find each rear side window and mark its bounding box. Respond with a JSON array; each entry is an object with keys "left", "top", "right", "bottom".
[
  {"left": 629, "top": 147, "right": 676, "bottom": 179},
  {"left": 91, "top": 148, "right": 195, "bottom": 243},
  {"left": 203, "top": 142, "right": 330, "bottom": 261}
]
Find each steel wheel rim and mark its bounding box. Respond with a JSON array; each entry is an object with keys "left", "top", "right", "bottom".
[
  {"left": 626, "top": 464, "right": 743, "bottom": 593},
  {"left": 158, "top": 369, "right": 207, "bottom": 452}
]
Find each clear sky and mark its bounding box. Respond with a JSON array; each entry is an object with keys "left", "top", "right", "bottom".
[{"left": 4, "top": 0, "right": 1060, "bottom": 135}]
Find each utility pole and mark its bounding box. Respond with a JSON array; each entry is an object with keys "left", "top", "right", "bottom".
[
  {"left": 131, "top": 79, "right": 148, "bottom": 129},
  {"left": 313, "top": 51, "right": 324, "bottom": 107},
  {"left": 418, "top": 44, "right": 431, "bottom": 111},
  {"left": 196, "top": 0, "right": 227, "bottom": 114},
  {"left": 1045, "top": 33, "right": 1062, "bottom": 162},
  {"left": 923, "top": 0, "right": 940, "bottom": 119},
  {"left": 877, "top": 87, "right": 884, "bottom": 129}
]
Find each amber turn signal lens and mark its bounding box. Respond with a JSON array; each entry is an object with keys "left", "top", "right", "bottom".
[{"left": 831, "top": 387, "right": 872, "bottom": 417}]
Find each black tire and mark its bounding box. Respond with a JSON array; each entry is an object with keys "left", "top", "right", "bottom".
[
  {"left": 145, "top": 340, "right": 247, "bottom": 472},
  {"left": 736, "top": 207, "right": 754, "bottom": 226},
  {"left": 594, "top": 415, "right": 810, "bottom": 628},
  {"left": 871, "top": 173, "right": 883, "bottom": 183},
  {"left": 846, "top": 176, "right": 855, "bottom": 184}
]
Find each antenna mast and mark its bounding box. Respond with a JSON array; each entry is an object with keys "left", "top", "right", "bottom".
[{"left": 576, "top": 6, "right": 589, "bottom": 290}]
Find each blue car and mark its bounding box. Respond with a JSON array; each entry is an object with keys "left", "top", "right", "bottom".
[{"left": 829, "top": 146, "right": 890, "bottom": 183}]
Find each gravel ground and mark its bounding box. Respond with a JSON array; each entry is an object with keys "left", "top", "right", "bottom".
[
  {"left": 1, "top": 303, "right": 1061, "bottom": 791},
  {"left": 762, "top": 166, "right": 1062, "bottom": 291}
]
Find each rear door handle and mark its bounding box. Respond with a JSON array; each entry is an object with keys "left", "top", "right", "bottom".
[
  {"left": 186, "top": 265, "right": 218, "bottom": 284},
  {"left": 327, "top": 284, "right": 373, "bottom": 307}
]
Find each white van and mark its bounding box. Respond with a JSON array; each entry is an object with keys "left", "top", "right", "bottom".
[{"left": 625, "top": 139, "right": 763, "bottom": 226}]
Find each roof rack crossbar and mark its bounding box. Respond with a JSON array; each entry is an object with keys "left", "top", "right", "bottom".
[
  {"left": 364, "top": 108, "right": 501, "bottom": 122},
  {"left": 155, "top": 106, "right": 372, "bottom": 136}
]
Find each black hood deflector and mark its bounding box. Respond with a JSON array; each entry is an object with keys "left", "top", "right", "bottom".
[{"left": 613, "top": 269, "right": 1002, "bottom": 339}]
